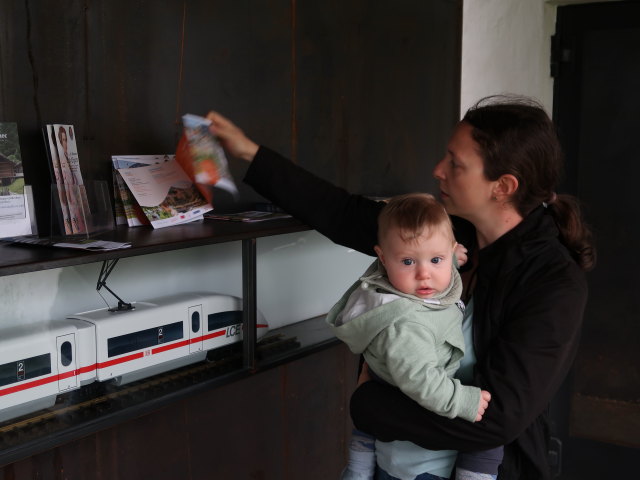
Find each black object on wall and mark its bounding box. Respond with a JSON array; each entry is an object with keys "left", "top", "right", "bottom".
[{"left": 0, "top": 0, "right": 461, "bottom": 235}]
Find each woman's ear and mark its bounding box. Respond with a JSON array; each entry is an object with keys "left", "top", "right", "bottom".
[
  {"left": 374, "top": 245, "right": 385, "bottom": 266},
  {"left": 493, "top": 174, "right": 519, "bottom": 200}
]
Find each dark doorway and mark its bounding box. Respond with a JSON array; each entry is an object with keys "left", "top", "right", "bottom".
[{"left": 552, "top": 1, "right": 640, "bottom": 478}]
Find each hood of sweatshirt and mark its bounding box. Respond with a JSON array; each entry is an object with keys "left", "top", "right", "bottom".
[
  {"left": 359, "top": 259, "right": 462, "bottom": 309},
  {"left": 326, "top": 259, "right": 465, "bottom": 354}
]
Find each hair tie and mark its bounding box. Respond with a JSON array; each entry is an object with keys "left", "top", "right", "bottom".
[{"left": 543, "top": 192, "right": 557, "bottom": 208}]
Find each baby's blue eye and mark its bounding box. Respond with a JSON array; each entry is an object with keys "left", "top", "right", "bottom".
[
  {"left": 431, "top": 257, "right": 442, "bottom": 264},
  {"left": 402, "top": 258, "right": 415, "bottom": 266}
]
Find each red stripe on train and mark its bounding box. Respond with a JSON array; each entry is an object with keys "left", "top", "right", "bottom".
[
  {"left": 0, "top": 325, "right": 261, "bottom": 397},
  {"left": 0, "top": 364, "right": 100, "bottom": 396},
  {"left": 153, "top": 339, "right": 189, "bottom": 354},
  {"left": 0, "top": 375, "right": 58, "bottom": 396},
  {"left": 97, "top": 351, "right": 144, "bottom": 369}
]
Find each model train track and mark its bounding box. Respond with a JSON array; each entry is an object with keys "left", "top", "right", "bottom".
[{"left": 0, "top": 333, "right": 299, "bottom": 447}]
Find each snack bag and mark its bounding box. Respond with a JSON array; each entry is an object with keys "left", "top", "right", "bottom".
[{"left": 180, "top": 114, "right": 238, "bottom": 197}]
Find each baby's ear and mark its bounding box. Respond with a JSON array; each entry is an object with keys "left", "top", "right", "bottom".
[{"left": 374, "top": 245, "right": 385, "bottom": 265}]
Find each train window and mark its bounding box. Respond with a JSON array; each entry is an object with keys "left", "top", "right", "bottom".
[
  {"left": 191, "top": 310, "right": 200, "bottom": 333},
  {"left": 107, "top": 321, "right": 183, "bottom": 358},
  {"left": 60, "top": 341, "right": 73, "bottom": 367},
  {"left": 208, "top": 311, "right": 242, "bottom": 331},
  {"left": 0, "top": 354, "right": 52, "bottom": 387}
]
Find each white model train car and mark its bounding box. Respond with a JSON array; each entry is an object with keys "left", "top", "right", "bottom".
[
  {"left": 0, "top": 292, "right": 268, "bottom": 424},
  {"left": 0, "top": 318, "right": 96, "bottom": 423}
]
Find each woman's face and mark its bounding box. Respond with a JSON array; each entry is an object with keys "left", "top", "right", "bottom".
[
  {"left": 60, "top": 130, "right": 68, "bottom": 153},
  {"left": 432, "top": 122, "right": 495, "bottom": 222}
]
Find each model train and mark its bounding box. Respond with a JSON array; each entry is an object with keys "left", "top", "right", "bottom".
[{"left": 0, "top": 292, "right": 268, "bottom": 424}]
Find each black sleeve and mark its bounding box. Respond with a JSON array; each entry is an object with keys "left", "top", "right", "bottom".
[{"left": 244, "top": 146, "right": 383, "bottom": 257}]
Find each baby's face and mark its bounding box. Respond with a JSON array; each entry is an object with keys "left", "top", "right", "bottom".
[{"left": 375, "top": 227, "right": 454, "bottom": 299}]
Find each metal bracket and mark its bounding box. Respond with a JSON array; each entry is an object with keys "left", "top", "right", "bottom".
[{"left": 96, "top": 259, "right": 134, "bottom": 312}]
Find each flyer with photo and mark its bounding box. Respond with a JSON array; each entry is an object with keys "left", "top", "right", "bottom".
[
  {"left": 0, "top": 122, "right": 33, "bottom": 238},
  {"left": 116, "top": 158, "right": 213, "bottom": 229}
]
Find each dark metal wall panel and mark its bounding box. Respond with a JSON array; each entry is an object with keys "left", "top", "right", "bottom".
[
  {"left": 280, "top": 340, "right": 354, "bottom": 477},
  {"left": 553, "top": 0, "right": 640, "bottom": 448},
  {"left": 110, "top": 411, "right": 192, "bottom": 479},
  {"left": 186, "top": 367, "right": 285, "bottom": 479},
  {"left": 295, "top": 0, "right": 461, "bottom": 197},
  {"left": 178, "top": 0, "right": 293, "bottom": 207},
  {"left": 0, "top": 343, "right": 360, "bottom": 480},
  {"left": 0, "top": 1, "right": 460, "bottom": 474},
  {"left": 84, "top": 1, "right": 186, "bottom": 179},
  {"left": 0, "top": 0, "right": 91, "bottom": 233},
  {"left": 0, "top": 0, "right": 460, "bottom": 231},
  {"left": 550, "top": 3, "right": 639, "bottom": 477}
]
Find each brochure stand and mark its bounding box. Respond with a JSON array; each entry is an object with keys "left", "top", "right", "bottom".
[
  {"left": 50, "top": 180, "right": 114, "bottom": 238},
  {"left": 0, "top": 185, "right": 37, "bottom": 239},
  {"left": 24, "top": 185, "right": 38, "bottom": 236}
]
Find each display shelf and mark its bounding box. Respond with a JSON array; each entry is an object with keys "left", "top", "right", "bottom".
[
  {"left": 0, "top": 316, "right": 339, "bottom": 467},
  {"left": 0, "top": 217, "right": 339, "bottom": 467},
  {"left": 0, "top": 217, "right": 309, "bottom": 277}
]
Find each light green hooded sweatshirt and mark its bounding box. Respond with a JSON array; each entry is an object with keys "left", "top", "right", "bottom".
[{"left": 326, "top": 259, "right": 480, "bottom": 422}]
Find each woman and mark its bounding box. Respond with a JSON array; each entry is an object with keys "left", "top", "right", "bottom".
[{"left": 206, "top": 96, "right": 595, "bottom": 480}]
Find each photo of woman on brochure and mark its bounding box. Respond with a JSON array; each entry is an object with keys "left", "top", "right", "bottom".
[
  {"left": 55, "top": 124, "right": 90, "bottom": 234},
  {"left": 46, "top": 125, "right": 73, "bottom": 234}
]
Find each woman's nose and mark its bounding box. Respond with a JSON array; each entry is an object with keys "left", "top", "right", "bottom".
[{"left": 433, "top": 158, "right": 446, "bottom": 180}]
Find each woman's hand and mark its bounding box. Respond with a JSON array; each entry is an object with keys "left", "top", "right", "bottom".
[
  {"left": 357, "top": 362, "right": 372, "bottom": 387},
  {"left": 454, "top": 242, "right": 469, "bottom": 267},
  {"left": 206, "top": 111, "right": 259, "bottom": 162}
]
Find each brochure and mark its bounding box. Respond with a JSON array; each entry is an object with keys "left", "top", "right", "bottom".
[
  {"left": 43, "top": 124, "right": 73, "bottom": 234},
  {"left": 115, "top": 158, "right": 213, "bottom": 229},
  {"left": 2, "top": 235, "right": 131, "bottom": 251},
  {"left": 181, "top": 114, "right": 238, "bottom": 196},
  {"left": 43, "top": 124, "right": 91, "bottom": 235},
  {"left": 112, "top": 170, "right": 128, "bottom": 226},
  {"left": 0, "top": 122, "right": 33, "bottom": 238},
  {"left": 111, "top": 155, "right": 173, "bottom": 227},
  {"left": 204, "top": 211, "right": 292, "bottom": 223}
]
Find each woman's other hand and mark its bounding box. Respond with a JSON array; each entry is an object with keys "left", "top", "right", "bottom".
[
  {"left": 357, "top": 362, "right": 372, "bottom": 387},
  {"left": 454, "top": 242, "right": 469, "bottom": 267},
  {"left": 206, "top": 111, "right": 259, "bottom": 162}
]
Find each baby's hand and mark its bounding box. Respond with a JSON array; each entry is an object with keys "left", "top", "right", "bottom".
[
  {"left": 475, "top": 390, "right": 491, "bottom": 422},
  {"left": 454, "top": 243, "right": 468, "bottom": 267}
]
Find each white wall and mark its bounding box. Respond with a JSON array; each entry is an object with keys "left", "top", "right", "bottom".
[
  {"left": 0, "top": 230, "right": 372, "bottom": 330},
  {"left": 461, "top": 0, "right": 557, "bottom": 115},
  {"left": 3, "top": 1, "right": 564, "bottom": 330}
]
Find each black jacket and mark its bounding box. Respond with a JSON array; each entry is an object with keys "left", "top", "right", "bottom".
[{"left": 244, "top": 146, "right": 588, "bottom": 480}]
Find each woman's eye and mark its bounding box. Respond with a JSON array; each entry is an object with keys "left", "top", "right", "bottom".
[
  {"left": 431, "top": 257, "right": 442, "bottom": 264},
  {"left": 402, "top": 258, "right": 415, "bottom": 266}
]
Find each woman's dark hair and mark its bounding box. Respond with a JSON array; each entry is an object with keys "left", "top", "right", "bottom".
[{"left": 463, "top": 95, "right": 596, "bottom": 271}]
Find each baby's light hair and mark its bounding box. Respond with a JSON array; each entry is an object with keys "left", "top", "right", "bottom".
[{"left": 377, "top": 193, "right": 454, "bottom": 246}]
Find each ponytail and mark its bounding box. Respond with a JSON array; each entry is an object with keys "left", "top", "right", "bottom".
[{"left": 548, "top": 194, "right": 596, "bottom": 271}]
